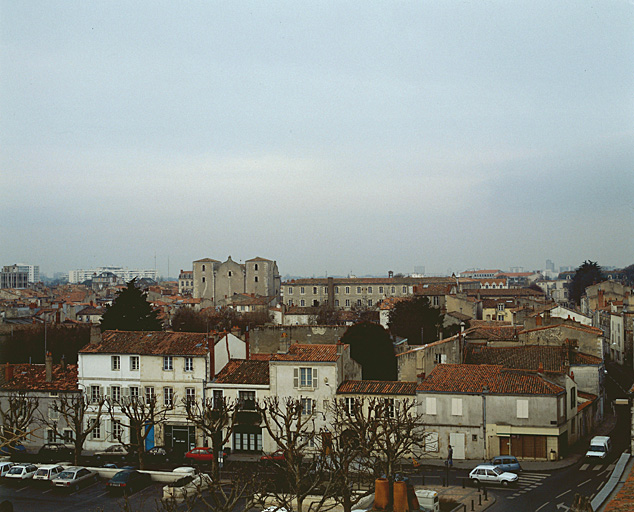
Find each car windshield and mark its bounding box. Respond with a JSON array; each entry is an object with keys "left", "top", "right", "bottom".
[
  {"left": 491, "top": 467, "right": 503, "bottom": 476},
  {"left": 111, "top": 471, "right": 132, "bottom": 482},
  {"left": 35, "top": 469, "right": 50, "bottom": 476},
  {"left": 169, "top": 475, "right": 193, "bottom": 487},
  {"left": 57, "top": 471, "right": 76, "bottom": 480},
  {"left": 7, "top": 468, "right": 23, "bottom": 475},
  {"left": 590, "top": 445, "right": 605, "bottom": 452}
]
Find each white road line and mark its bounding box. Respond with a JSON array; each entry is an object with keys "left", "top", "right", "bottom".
[
  {"left": 556, "top": 489, "right": 571, "bottom": 499},
  {"left": 578, "top": 478, "right": 592, "bottom": 487},
  {"left": 42, "top": 488, "right": 52, "bottom": 494},
  {"left": 535, "top": 502, "right": 550, "bottom": 512},
  {"left": 593, "top": 466, "right": 602, "bottom": 471},
  {"left": 580, "top": 464, "right": 589, "bottom": 470}
]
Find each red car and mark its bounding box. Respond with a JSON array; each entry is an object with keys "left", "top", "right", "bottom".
[
  {"left": 184, "top": 447, "right": 215, "bottom": 463},
  {"left": 260, "top": 450, "right": 286, "bottom": 462}
]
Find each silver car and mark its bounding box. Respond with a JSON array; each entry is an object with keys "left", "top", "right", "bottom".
[
  {"left": 469, "top": 464, "right": 518, "bottom": 486},
  {"left": 4, "top": 464, "right": 38, "bottom": 481},
  {"left": 33, "top": 464, "right": 65, "bottom": 483},
  {"left": 51, "top": 466, "right": 97, "bottom": 492}
]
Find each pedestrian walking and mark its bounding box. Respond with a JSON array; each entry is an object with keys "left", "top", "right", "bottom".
[{"left": 447, "top": 444, "right": 453, "bottom": 468}]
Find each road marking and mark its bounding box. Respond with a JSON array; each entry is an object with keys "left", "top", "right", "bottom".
[
  {"left": 580, "top": 464, "right": 589, "bottom": 470},
  {"left": 593, "top": 466, "right": 602, "bottom": 471},
  {"left": 556, "top": 489, "right": 571, "bottom": 498},
  {"left": 97, "top": 491, "right": 109, "bottom": 497},
  {"left": 42, "top": 488, "right": 52, "bottom": 494},
  {"left": 535, "top": 502, "right": 550, "bottom": 512},
  {"left": 578, "top": 478, "right": 592, "bottom": 487},
  {"left": 15, "top": 485, "right": 29, "bottom": 492}
]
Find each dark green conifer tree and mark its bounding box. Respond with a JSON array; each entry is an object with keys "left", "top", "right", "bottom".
[{"left": 100, "top": 279, "right": 162, "bottom": 332}]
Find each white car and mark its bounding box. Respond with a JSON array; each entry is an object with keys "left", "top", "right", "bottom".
[
  {"left": 469, "top": 464, "right": 518, "bottom": 486},
  {"left": 33, "top": 464, "right": 65, "bottom": 483},
  {"left": 0, "top": 462, "right": 14, "bottom": 477},
  {"left": 162, "top": 467, "right": 213, "bottom": 502},
  {"left": 4, "top": 464, "right": 39, "bottom": 481}
]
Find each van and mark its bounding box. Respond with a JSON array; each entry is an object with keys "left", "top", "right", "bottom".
[
  {"left": 585, "top": 436, "right": 611, "bottom": 459},
  {"left": 415, "top": 489, "right": 440, "bottom": 512}
]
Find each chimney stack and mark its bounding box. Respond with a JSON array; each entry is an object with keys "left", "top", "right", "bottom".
[
  {"left": 45, "top": 352, "right": 53, "bottom": 382},
  {"left": 4, "top": 363, "right": 13, "bottom": 383},
  {"left": 90, "top": 325, "right": 102, "bottom": 345},
  {"left": 538, "top": 361, "right": 544, "bottom": 374}
]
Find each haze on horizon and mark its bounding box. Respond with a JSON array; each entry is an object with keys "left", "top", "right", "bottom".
[{"left": 2, "top": 1, "right": 633, "bottom": 279}]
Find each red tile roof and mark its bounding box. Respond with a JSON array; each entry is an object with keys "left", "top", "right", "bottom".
[
  {"left": 337, "top": 380, "right": 416, "bottom": 395},
  {"left": 463, "top": 324, "right": 521, "bottom": 341},
  {"left": 79, "top": 330, "right": 209, "bottom": 356},
  {"left": 603, "top": 463, "right": 634, "bottom": 511},
  {"left": 416, "top": 364, "right": 564, "bottom": 395},
  {"left": 1, "top": 364, "right": 78, "bottom": 392},
  {"left": 214, "top": 360, "right": 270, "bottom": 385},
  {"left": 519, "top": 323, "right": 603, "bottom": 336},
  {"left": 272, "top": 344, "right": 345, "bottom": 362},
  {"left": 465, "top": 345, "right": 602, "bottom": 372}
]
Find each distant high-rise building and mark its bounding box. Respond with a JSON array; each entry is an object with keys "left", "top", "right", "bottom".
[
  {"left": 68, "top": 266, "right": 157, "bottom": 284},
  {"left": 1, "top": 265, "right": 29, "bottom": 289},
  {"left": 546, "top": 259, "right": 555, "bottom": 271},
  {"left": 15, "top": 263, "right": 40, "bottom": 283}
]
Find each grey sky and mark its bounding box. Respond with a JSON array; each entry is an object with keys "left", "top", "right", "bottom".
[{"left": 2, "top": 1, "right": 633, "bottom": 278}]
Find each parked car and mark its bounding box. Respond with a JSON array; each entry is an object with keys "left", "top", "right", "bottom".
[
  {"left": 38, "top": 443, "right": 75, "bottom": 463},
  {"left": 33, "top": 464, "right": 65, "bottom": 484},
  {"left": 184, "top": 447, "right": 214, "bottom": 463},
  {"left": 260, "top": 450, "right": 285, "bottom": 462},
  {"left": 95, "top": 444, "right": 131, "bottom": 462},
  {"left": 0, "top": 462, "right": 14, "bottom": 477},
  {"left": 469, "top": 464, "right": 518, "bottom": 487},
  {"left": 106, "top": 469, "right": 151, "bottom": 495},
  {"left": 162, "top": 467, "right": 213, "bottom": 502},
  {"left": 145, "top": 446, "right": 173, "bottom": 463},
  {"left": 490, "top": 455, "right": 522, "bottom": 473},
  {"left": 0, "top": 445, "right": 26, "bottom": 458},
  {"left": 51, "top": 466, "right": 97, "bottom": 492},
  {"left": 4, "top": 464, "right": 38, "bottom": 481}
]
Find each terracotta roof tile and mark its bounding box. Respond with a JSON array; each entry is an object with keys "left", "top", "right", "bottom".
[
  {"left": 603, "top": 464, "right": 634, "bottom": 511},
  {"left": 214, "top": 360, "right": 270, "bottom": 385},
  {"left": 519, "top": 323, "right": 603, "bottom": 336},
  {"left": 463, "top": 324, "right": 521, "bottom": 341},
  {"left": 337, "top": 380, "right": 416, "bottom": 395},
  {"left": 465, "top": 345, "right": 602, "bottom": 372},
  {"left": 79, "top": 330, "right": 209, "bottom": 356},
  {"left": 272, "top": 344, "right": 344, "bottom": 362},
  {"left": 1, "top": 364, "right": 78, "bottom": 392},
  {"left": 416, "top": 364, "right": 564, "bottom": 395}
]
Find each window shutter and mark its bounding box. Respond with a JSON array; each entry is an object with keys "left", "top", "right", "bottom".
[
  {"left": 106, "top": 419, "right": 112, "bottom": 441},
  {"left": 293, "top": 368, "right": 299, "bottom": 388},
  {"left": 313, "top": 368, "right": 318, "bottom": 388}
]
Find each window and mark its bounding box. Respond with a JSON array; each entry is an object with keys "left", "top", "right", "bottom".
[
  {"left": 254, "top": 276, "right": 258, "bottom": 282},
  {"left": 300, "top": 299, "right": 305, "bottom": 307},
  {"left": 402, "top": 286, "right": 407, "bottom": 293},
  {"left": 202, "top": 265, "right": 205, "bottom": 271},
  {"left": 90, "top": 385, "right": 101, "bottom": 404},
  {"left": 48, "top": 405, "right": 59, "bottom": 420},
  {"left": 185, "top": 387, "right": 196, "bottom": 403},
  {"left": 129, "top": 386, "right": 139, "bottom": 400},
  {"left": 130, "top": 356, "right": 139, "bottom": 371},
  {"left": 112, "top": 420, "right": 122, "bottom": 441},
  {"left": 202, "top": 276, "right": 205, "bottom": 283},
  {"left": 368, "top": 299, "right": 373, "bottom": 307},
  {"left": 239, "top": 390, "right": 256, "bottom": 410},
  {"left": 254, "top": 264, "right": 258, "bottom": 271},
  {"left": 385, "top": 398, "right": 395, "bottom": 418},
  {"left": 323, "top": 287, "right": 328, "bottom": 294},
  {"left": 335, "top": 286, "right": 339, "bottom": 293},
  {"left": 301, "top": 397, "right": 313, "bottom": 415},
  {"left": 213, "top": 390, "right": 223, "bottom": 409},
  {"left": 570, "top": 387, "right": 576, "bottom": 409},
  {"left": 497, "top": 314, "right": 505, "bottom": 321},
  {"left": 312, "top": 300, "right": 319, "bottom": 307},
  {"left": 90, "top": 419, "right": 101, "bottom": 440},
  {"left": 228, "top": 271, "right": 232, "bottom": 277},
  {"left": 145, "top": 386, "right": 155, "bottom": 402},
  {"left": 472, "top": 434, "right": 478, "bottom": 442},
  {"left": 391, "top": 287, "right": 395, "bottom": 293},
  {"left": 111, "top": 356, "right": 120, "bottom": 371},
  {"left": 368, "top": 286, "right": 373, "bottom": 293},
  {"left": 300, "top": 287, "right": 305, "bottom": 294},
  {"left": 345, "top": 299, "right": 350, "bottom": 307},
  {"left": 111, "top": 386, "right": 121, "bottom": 403},
  {"left": 163, "top": 356, "right": 173, "bottom": 371},
  {"left": 426, "top": 397, "right": 437, "bottom": 415},
  {"left": 451, "top": 398, "right": 463, "bottom": 416},
  {"left": 334, "top": 300, "right": 339, "bottom": 307},
  {"left": 357, "top": 287, "right": 361, "bottom": 293},
  {"left": 288, "top": 286, "right": 293, "bottom": 295},
  {"left": 345, "top": 397, "right": 355, "bottom": 414},
  {"left": 184, "top": 357, "right": 193, "bottom": 372},
  {"left": 313, "top": 287, "right": 318, "bottom": 294},
  {"left": 63, "top": 430, "right": 73, "bottom": 443},
  {"left": 497, "top": 303, "right": 505, "bottom": 311},
  {"left": 287, "top": 300, "right": 293, "bottom": 306},
  {"left": 47, "top": 429, "right": 57, "bottom": 443},
  {"left": 517, "top": 399, "right": 529, "bottom": 418},
  {"left": 294, "top": 367, "right": 317, "bottom": 388},
  {"left": 433, "top": 296, "right": 440, "bottom": 306},
  {"left": 164, "top": 387, "right": 174, "bottom": 407},
  {"left": 379, "top": 286, "right": 384, "bottom": 294},
  {"left": 345, "top": 287, "right": 350, "bottom": 294}
]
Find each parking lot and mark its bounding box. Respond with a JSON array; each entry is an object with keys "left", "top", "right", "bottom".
[{"left": 0, "top": 475, "right": 168, "bottom": 512}]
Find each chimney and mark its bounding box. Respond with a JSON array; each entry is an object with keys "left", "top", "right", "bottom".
[
  {"left": 90, "top": 325, "right": 102, "bottom": 345},
  {"left": 45, "top": 352, "right": 53, "bottom": 382},
  {"left": 246, "top": 340, "right": 250, "bottom": 361},
  {"left": 536, "top": 315, "right": 542, "bottom": 326},
  {"left": 61, "top": 354, "right": 66, "bottom": 372},
  {"left": 570, "top": 371, "right": 575, "bottom": 381},
  {"left": 5, "top": 363, "right": 13, "bottom": 383},
  {"left": 538, "top": 361, "right": 544, "bottom": 374},
  {"left": 417, "top": 372, "right": 426, "bottom": 383}
]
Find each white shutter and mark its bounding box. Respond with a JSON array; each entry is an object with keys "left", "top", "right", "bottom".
[
  {"left": 426, "top": 397, "right": 437, "bottom": 415},
  {"left": 451, "top": 398, "right": 462, "bottom": 416},
  {"left": 106, "top": 419, "right": 112, "bottom": 441},
  {"left": 293, "top": 368, "right": 299, "bottom": 388},
  {"left": 312, "top": 368, "right": 318, "bottom": 389}
]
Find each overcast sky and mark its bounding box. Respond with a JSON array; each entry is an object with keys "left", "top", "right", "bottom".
[{"left": 2, "top": 1, "right": 633, "bottom": 279}]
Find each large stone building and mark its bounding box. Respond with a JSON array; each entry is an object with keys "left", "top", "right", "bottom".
[{"left": 192, "top": 256, "right": 280, "bottom": 307}]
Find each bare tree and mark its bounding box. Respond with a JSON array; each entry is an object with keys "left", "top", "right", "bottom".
[
  {"left": 0, "top": 392, "right": 40, "bottom": 450},
  {"left": 108, "top": 394, "right": 174, "bottom": 469},
  {"left": 183, "top": 396, "right": 237, "bottom": 480},
  {"left": 42, "top": 392, "right": 106, "bottom": 465},
  {"left": 256, "top": 396, "right": 324, "bottom": 512}
]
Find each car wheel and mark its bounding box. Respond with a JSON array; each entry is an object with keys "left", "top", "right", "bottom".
[
  {"left": 502, "top": 480, "right": 508, "bottom": 486},
  {"left": 74, "top": 483, "right": 80, "bottom": 492},
  {"left": 472, "top": 478, "right": 479, "bottom": 486}
]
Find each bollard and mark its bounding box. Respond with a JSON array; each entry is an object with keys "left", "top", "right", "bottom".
[
  {"left": 421, "top": 475, "right": 424, "bottom": 485},
  {"left": 471, "top": 500, "right": 475, "bottom": 511},
  {"left": 463, "top": 505, "right": 466, "bottom": 512},
  {"left": 484, "top": 487, "right": 488, "bottom": 501},
  {"left": 479, "top": 494, "right": 482, "bottom": 506},
  {"left": 462, "top": 477, "right": 465, "bottom": 489},
  {"left": 442, "top": 477, "right": 446, "bottom": 487}
]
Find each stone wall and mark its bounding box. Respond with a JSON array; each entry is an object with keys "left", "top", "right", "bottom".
[{"left": 246, "top": 325, "right": 348, "bottom": 354}]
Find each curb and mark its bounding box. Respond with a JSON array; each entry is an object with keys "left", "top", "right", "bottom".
[{"left": 591, "top": 453, "right": 631, "bottom": 511}]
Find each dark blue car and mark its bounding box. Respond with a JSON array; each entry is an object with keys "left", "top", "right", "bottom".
[{"left": 491, "top": 455, "right": 522, "bottom": 473}]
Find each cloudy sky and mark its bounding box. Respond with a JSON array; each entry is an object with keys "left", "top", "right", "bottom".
[{"left": 2, "top": 1, "right": 633, "bottom": 279}]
